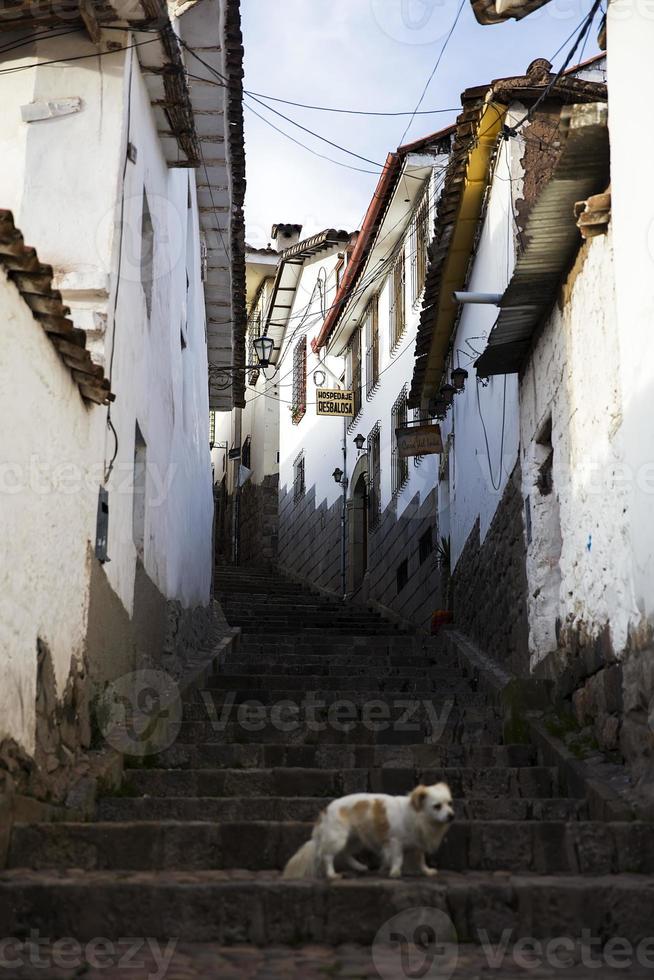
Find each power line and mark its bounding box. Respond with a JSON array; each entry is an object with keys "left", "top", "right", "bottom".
[
  {"left": 247, "top": 91, "right": 461, "bottom": 118},
  {"left": 398, "top": 0, "right": 467, "bottom": 145}
]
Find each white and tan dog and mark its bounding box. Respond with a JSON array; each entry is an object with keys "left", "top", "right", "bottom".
[{"left": 283, "top": 782, "right": 454, "bottom": 880}]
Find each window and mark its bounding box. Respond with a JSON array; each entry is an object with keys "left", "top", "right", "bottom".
[
  {"left": 293, "top": 452, "right": 305, "bottom": 502},
  {"left": 364, "top": 297, "right": 379, "bottom": 399},
  {"left": 292, "top": 336, "right": 307, "bottom": 424},
  {"left": 141, "top": 190, "right": 155, "bottom": 319},
  {"left": 242, "top": 436, "right": 251, "bottom": 470},
  {"left": 347, "top": 326, "right": 362, "bottom": 420},
  {"left": 396, "top": 558, "right": 409, "bottom": 594},
  {"left": 419, "top": 528, "right": 433, "bottom": 565},
  {"left": 367, "top": 422, "right": 381, "bottom": 531},
  {"left": 391, "top": 386, "right": 409, "bottom": 496},
  {"left": 411, "top": 186, "right": 430, "bottom": 303},
  {"left": 389, "top": 248, "right": 406, "bottom": 351}
]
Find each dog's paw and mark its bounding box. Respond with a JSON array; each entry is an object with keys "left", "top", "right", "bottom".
[
  {"left": 423, "top": 866, "right": 439, "bottom": 877},
  {"left": 327, "top": 871, "right": 344, "bottom": 881},
  {"left": 388, "top": 868, "right": 403, "bottom": 879}
]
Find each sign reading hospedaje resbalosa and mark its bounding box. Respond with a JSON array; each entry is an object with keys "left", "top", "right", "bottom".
[
  {"left": 396, "top": 423, "right": 443, "bottom": 458},
  {"left": 316, "top": 387, "right": 354, "bottom": 417}
]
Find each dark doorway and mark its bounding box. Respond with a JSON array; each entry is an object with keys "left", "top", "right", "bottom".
[{"left": 350, "top": 472, "right": 368, "bottom": 592}]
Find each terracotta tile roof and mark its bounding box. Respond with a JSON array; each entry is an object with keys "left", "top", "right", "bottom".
[
  {"left": 311, "top": 126, "right": 455, "bottom": 353},
  {"left": 0, "top": 211, "right": 113, "bottom": 406}
]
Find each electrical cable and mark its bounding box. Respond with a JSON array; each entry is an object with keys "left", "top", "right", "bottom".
[
  {"left": 398, "top": 0, "right": 466, "bottom": 146},
  {"left": 104, "top": 44, "right": 135, "bottom": 484}
]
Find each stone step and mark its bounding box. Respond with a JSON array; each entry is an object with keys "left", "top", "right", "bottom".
[
  {"left": 219, "top": 654, "right": 454, "bottom": 671},
  {"left": 148, "top": 741, "right": 537, "bottom": 771},
  {"left": 14, "top": 820, "right": 641, "bottom": 873},
  {"left": 107, "top": 766, "right": 559, "bottom": 799},
  {"left": 177, "top": 709, "right": 503, "bottom": 745},
  {"left": 205, "top": 673, "right": 475, "bottom": 691},
  {"left": 1, "top": 869, "right": 652, "bottom": 944},
  {"left": 234, "top": 625, "right": 406, "bottom": 636},
  {"left": 236, "top": 635, "right": 441, "bottom": 654},
  {"left": 184, "top": 692, "right": 486, "bottom": 724},
  {"left": 93, "top": 796, "right": 587, "bottom": 824}
]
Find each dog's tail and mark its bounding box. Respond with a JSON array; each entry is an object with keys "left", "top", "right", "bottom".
[{"left": 282, "top": 838, "right": 319, "bottom": 879}]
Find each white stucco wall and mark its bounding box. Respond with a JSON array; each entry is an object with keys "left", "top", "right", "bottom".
[
  {"left": 0, "top": 36, "right": 213, "bottom": 618},
  {"left": 279, "top": 249, "right": 348, "bottom": 513},
  {"left": 0, "top": 270, "right": 98, "bottom": 754},
  {"left": 607, "top": 4, "right": 654, "bottom": 630},
  {"left": 520, "top": 232, "right": 636, "bottom": 668},
  {"left": 440, "top": 124, "right": 523, "bottom": 568}
]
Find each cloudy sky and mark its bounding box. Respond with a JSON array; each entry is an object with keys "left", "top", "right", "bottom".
[{"left": 240, "top": 0, "right": 599, "bottom": 246}]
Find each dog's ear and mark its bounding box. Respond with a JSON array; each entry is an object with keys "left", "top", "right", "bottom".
[{"left": 410, "top": 785, "right": 429, "bottom": 811}]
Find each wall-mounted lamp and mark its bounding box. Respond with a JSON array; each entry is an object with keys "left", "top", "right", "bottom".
[
  {"left": 451, "top": 367, "right": 469, "bottom": 391},
  {"left": 332, "top": 467, "right": 344, "bottom": 484},
  {"left": 439, "top": 383, "right": 456, "bottom": 406},
  {"left": 252, "top": 335, "right": 274, "bottom": 368},
  {"left": 353, "top": 433, "right": 366, "bottom": 451},
  {"left": 429, "top": 398, "right": 448, "bottom": 419}
]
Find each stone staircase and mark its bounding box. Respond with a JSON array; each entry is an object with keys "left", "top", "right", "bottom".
[{"left": 2, "top": 565, "right": 654, "bottom": 973}]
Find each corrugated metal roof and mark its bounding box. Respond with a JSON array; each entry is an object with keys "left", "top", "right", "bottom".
[
  {"left": 409, "top": 61, "right": 608, "bottom": 409},
  {"left": 475, "top": 102, "right": 609, "bottom": 378}
]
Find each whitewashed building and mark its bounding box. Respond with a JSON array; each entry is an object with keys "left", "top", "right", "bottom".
[
  {"left": 0, "top": 0, "right": 245, "bottom": 795},
  {"left": 276, "top": 132, "right": 453, "bottom": 630},
  {"left": 408, "top": 58, "right": 607, "bottom": 666},
  {"left": 212, "top": 238, "right": 281, "bottom": 565},
  {"left": 467, "top": 2, "right": 654, "bottom": 788}
]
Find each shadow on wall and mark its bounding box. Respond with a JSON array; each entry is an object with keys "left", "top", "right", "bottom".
[
  {"left": 450, "top": 461, "right": 530, "bottom": 676},
  {"left": 278, "top": 480, "right": 440, "bottom": 632}
]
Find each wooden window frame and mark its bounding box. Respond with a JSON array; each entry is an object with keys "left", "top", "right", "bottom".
[
  {"left": 367, "top": 421, "right": 382, "bottom": 531},
  {"left": 389, "top": 248, "right": 406, "bottom": 352},
  {"left": 364, "top": 297, "right": 380, "bottom": 399},
  {"left": 391, "top": 385, "right": 409, "bottom": 496},
  {"left": 291, "top": 336, "right": 307, "bottom": 425}
]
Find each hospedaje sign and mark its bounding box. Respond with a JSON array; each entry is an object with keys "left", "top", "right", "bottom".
[
  {"left": 316, "top": 388, "right": 354, "bottom": 417},
  {"left": 395, "top": 423, "right": 443, "bottom": 458}
]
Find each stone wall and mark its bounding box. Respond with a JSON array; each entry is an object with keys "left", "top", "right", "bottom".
[
  {"left": 278, "top": 480, "right": 440, "bottom": 631},
  {"left": 278, "top": 484, "right": 342, "bottom": 595},
  {"left": 366, "top": 488, "right": 440, "bottom": 632},
  {"left": 451, "top": 461, "right": 530, "bottom": 676},
  {"left": 239, "top": 474, "right": 279, "bottom": 566}
]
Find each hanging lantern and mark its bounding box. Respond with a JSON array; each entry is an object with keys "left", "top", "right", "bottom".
[
  {"left": 451, "top": 367, "right": 468, "bottom": 391},
  {"left": 253, "top": 335, "right": 274, "bottom": 368},
  {"left": 440, "top": 383, "right": 456, "bottom": 405},
  {"left": 353, "top": 433, "right": 365, "bottom": 451}
]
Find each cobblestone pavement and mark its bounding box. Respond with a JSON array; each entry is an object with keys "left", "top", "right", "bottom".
[{"left": 3, "top": 941, "right": 654, "bottom": 979}]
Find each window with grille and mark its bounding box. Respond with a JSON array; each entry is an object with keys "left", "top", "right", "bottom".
[
  {"left": 389, "top": 248, "right": 406, "bottom": 351},
  {"left": 364, "top": 297, "right": 379, "bottom": 399},
  {"left": 347, "top": 326, "right": 362, "bottom": 420},
  {"left": 367, "top": 422, "right": 381, "bottom": 530},
  {"left": 292, "top": 336, "right": 307, "bottom": 425},
  {"left": 396, "top": 558, "right": 409, "bottom": 594},
  {"left": 391, "top": 386, "right": 409, "bottom": 496},
  {"left": 411, "top": 186, "right": 430, "bottom": 303},
  {"left": 293, "top": 452, "right": 305, "bottom": 502}
]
